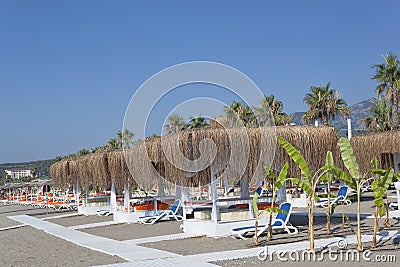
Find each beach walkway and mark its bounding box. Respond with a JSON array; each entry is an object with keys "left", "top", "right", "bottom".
[{"left": 8, "top": 214, "right": 400, "bottom": 267}]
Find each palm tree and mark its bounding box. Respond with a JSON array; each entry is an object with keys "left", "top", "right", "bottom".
[
  {"left": 255, "top": 94, "right": 293, "bottom": 126},
  {"left": 362, "top": 98, "right": 392, "bottom": 132},
  {"left": 54, "top": 156, "right": 64, "bottom": 162},
  {"left": 117, "top": 129, "right": 135, "bottom": 149},
  {"left": 164, "top": 114, "right": 187, "bottom": 134},
  {"left": 31, "top": 166, "right": 38, "bottom": 178},
  {"left": 77, "top": 148, "right": 90, "bottom": 157},
  {"left": 107, "top": 138, "right": 119, "bottom": 150},
  {"left": 372, "top": 52, "right": 400, "bottom": 129},
  {"left": 302, "top": 82, "right": 350, "bottom": 126},
  {"left": 224, "top": 101, "right": 257, "bottom": 127},
  {"left": 2, "top": 171, "right": 9, "bottom": 185},
  {"left": 186, "top": 116, "right": 210, "bottom": 129}
]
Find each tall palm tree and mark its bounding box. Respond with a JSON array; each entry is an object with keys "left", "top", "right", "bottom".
[
  {"left": 255, "top": 94, "right": 293, "bottom": 126},
  {"left": 54, "top": 156, "right": 64, "bottom": 162},
  {"left": 186, "top": 116, "right": 210, "bottom": 129},
  {"left": 31, "top": 166, "right": 38, "bottom": 178},
  {"left": 107, "top": 138, "right": 119, "bottom": 150},
  {"left": 164, "top": 114, "right": 187, "bottom": 134},
  {"left": 224, "top": 101, "right": 257, "bottom": 127},
  {"left": 77, "top": 148, "right": 90, "bottom": 156},
  {"left": 117, "top": 129, "right": 135, "bottom": 149},
  {"left": 362, "top": 98, "right": 392, "bottom": 132},
  {"left": 372, "top": 52, "right": 400, "bottom": 129},
  {"left": 302, "top": 82, "right": 350, "bottom": 126}
]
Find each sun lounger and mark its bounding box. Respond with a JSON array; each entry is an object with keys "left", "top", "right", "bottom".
[
  {"left": 138, "top": 199, "right": 183, "bottom": 224},
  {"left": 389, "top": 182, "right": 400, "bottom": 210},
  {"left": 229, "top": 202, "right": 298, "bottom": 240},
  {"left": 315, "top": 185, "right": 351, "bottom": 208}
]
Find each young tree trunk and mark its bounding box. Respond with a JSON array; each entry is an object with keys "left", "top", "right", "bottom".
[
  {"left": 372, "top": 206, "right": 379, "bottom": 248},
  {"left": 341, "top": 203, "right": 345, "bottom": 232},
  {"left": 384, "top": 196, "right": 391, "bottom": 227},
  {"left": 357, "top": 190, "right": 363, "bottom": 251},
  {"left": 267, "top": 184, "right": 275, "bottom": 241},
  {"left": 327, "top": 183, "right": 331, "bottom": 235},
  {"left": 308, "top": 196, "right": 314, "bottom": 251},
  {"left": 254, "top": 219, "right": 259, "bottom": 246},
  {"left": 392, "top": 88, "right": 399, "bottom": 130},
  {"left": 323, "top": 115, "right": 329, "bottom": 126}
]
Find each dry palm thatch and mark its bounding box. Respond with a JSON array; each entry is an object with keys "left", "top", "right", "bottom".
[
  {"left": 272, "top": 126, "right": 340, "bottom": 179},
  {"left": 50, "top": 126, "right": 341, "bottom": 191},
  {"left": 108, "top": 149, "right": 134, "bottom": 191},
  {"left": 148, "top": 126, "right": 340, "bottom": 188},
  {"left": 351, "top": 130, "right": 400, "bottom": 173},
  {"left": 50, "top": 159, "right": 70, "bottom": 188}
]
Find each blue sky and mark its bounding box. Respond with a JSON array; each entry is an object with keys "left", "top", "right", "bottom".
[{"left": 1, "top": 1, "right": 399, "bottom": 163}]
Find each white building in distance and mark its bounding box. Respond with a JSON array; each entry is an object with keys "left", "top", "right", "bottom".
[{"left": 5, "top": 169, "right": 33, "bottom": 179}]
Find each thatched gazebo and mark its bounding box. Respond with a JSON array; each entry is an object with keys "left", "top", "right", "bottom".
[
  {"left": 51, "top": 126, "right": 342, "bottom": 192},
  {"left": 351, "top": 130, "right": 400, "bottom": 173}
]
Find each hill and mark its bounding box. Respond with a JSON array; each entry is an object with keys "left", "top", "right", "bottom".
[
  {"left": 290, "top": 99, "right": 374, "bottom": 136},
  {"left": 0, "top": 159, "right": 54, "bottom": 178}
]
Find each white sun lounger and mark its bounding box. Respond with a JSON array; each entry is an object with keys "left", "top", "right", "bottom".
[
  {"left": 138, "top": 199, "right": 183, "bottom": 224},
  {"left": 229, "top": 202, "right": 298, "bottom": 240}
]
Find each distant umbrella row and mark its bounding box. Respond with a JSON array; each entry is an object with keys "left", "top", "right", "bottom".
[{"left": 50, "top": 126, "right": 400, "bottom": 192}]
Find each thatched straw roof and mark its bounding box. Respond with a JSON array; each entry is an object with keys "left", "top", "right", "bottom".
[
  {"left": 351, "top": 130, "right": 400, "bottom": 173},
  {"left": 51, "top": 126, "right": 342, "bottom": 190},
  {"left": 137, "top": 126, "right": 340, "bottom": 188}
]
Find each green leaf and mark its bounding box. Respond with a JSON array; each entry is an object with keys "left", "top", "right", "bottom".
[
  {"left": 381, "top": 168, "right": 394, "bottom": 189},
  {"left": 331, "top": 166, "right": 357, "bottom": 190},
  {"left": 252, "top": 192, "right": 259, "bottom": 219},
  {"left": 264, "top": 165, "right": 275, "bottom": 179},
  {"left": 339, "top": 137, "right": 360, "bottom": 179},
  {"left": 325, "top": 151, "right": 334, "bottom": 167},
  {"left": 370, "top": 157, "right": 379, "bottom": 169},
  {"left": 277, "top": 136, "right": 311, "bottom": 182},
  {"left": 372, "top": 180, "right": 385, "bottom": 209},
  {"left": 275, "top": 162, "right": 288, "bottom": 191},
  {"left": 371, "top": 169, "right": 387, "bottom": 177},
  {"left": 264, "top": 207, "right": 288, "bottom": 214},
  {"left": 290, "top": 178, "right": 317, "bottom": 200},
  {"left": 378, "top": 206, "right": 386, "bottom": 217}
]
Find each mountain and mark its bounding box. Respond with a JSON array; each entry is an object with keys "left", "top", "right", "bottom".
[{"left": 290, "top": 99, "right": 374, "bottom": 136}]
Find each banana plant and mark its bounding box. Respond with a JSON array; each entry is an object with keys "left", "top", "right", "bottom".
[
  {"left": 370, "top": 167, "right": 394, "bottom": 248},
  {"left": 252, "top": 192, "right": 260, "bottom": 246},
  {"left": 264, "top": 162, "right": 289, "bottom": 241},
  {"left": 334, "top": 137, "right": 376, "bottom": 251},
  {"left": 277, "top": 136, "right": 333, "bottom": 251},
  {"left": 319, "top": 151, "right": 335, "bottom": 235},
  {"left": 252, "top": 163, "right": 288, "bottom": 245}
]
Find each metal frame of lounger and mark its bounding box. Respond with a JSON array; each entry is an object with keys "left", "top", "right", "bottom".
[
  {"left": 315, "top": 186, "right": 351, "bottom": 208},
  {"left": 230, "top": 202, "right": 298, "bottom": 240},
  {"left": 138, "top": 199, "right": 183, "bottom": 224}
]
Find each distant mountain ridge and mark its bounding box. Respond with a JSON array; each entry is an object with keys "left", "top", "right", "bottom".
[{"left": 291, "top": 99, "right": 374, "bottom": 136}]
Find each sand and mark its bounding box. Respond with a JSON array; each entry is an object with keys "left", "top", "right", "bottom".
[
  {"left": 1, "top": 190, "right": 399, "bottom": 267},
  {"left": 48, "top": 214, "right": 113, "bottom": 227},
  {"left": 81, "top": 220, "right": 182, "bottom": 241},
  {"left": 0, "top": 203, "right": 126, "bottom": 267}
]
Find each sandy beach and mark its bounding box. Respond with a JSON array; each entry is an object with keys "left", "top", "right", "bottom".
[
  {"left": 1, "top": 190, "right": 399, "bottom": 267},
  {"left": 0, "top": 204, "right": 126, "bottom": 267}
]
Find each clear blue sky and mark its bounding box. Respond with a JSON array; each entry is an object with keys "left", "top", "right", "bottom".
[{"left": 1, "top": 0, "right": 399, "bottom": 163}]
